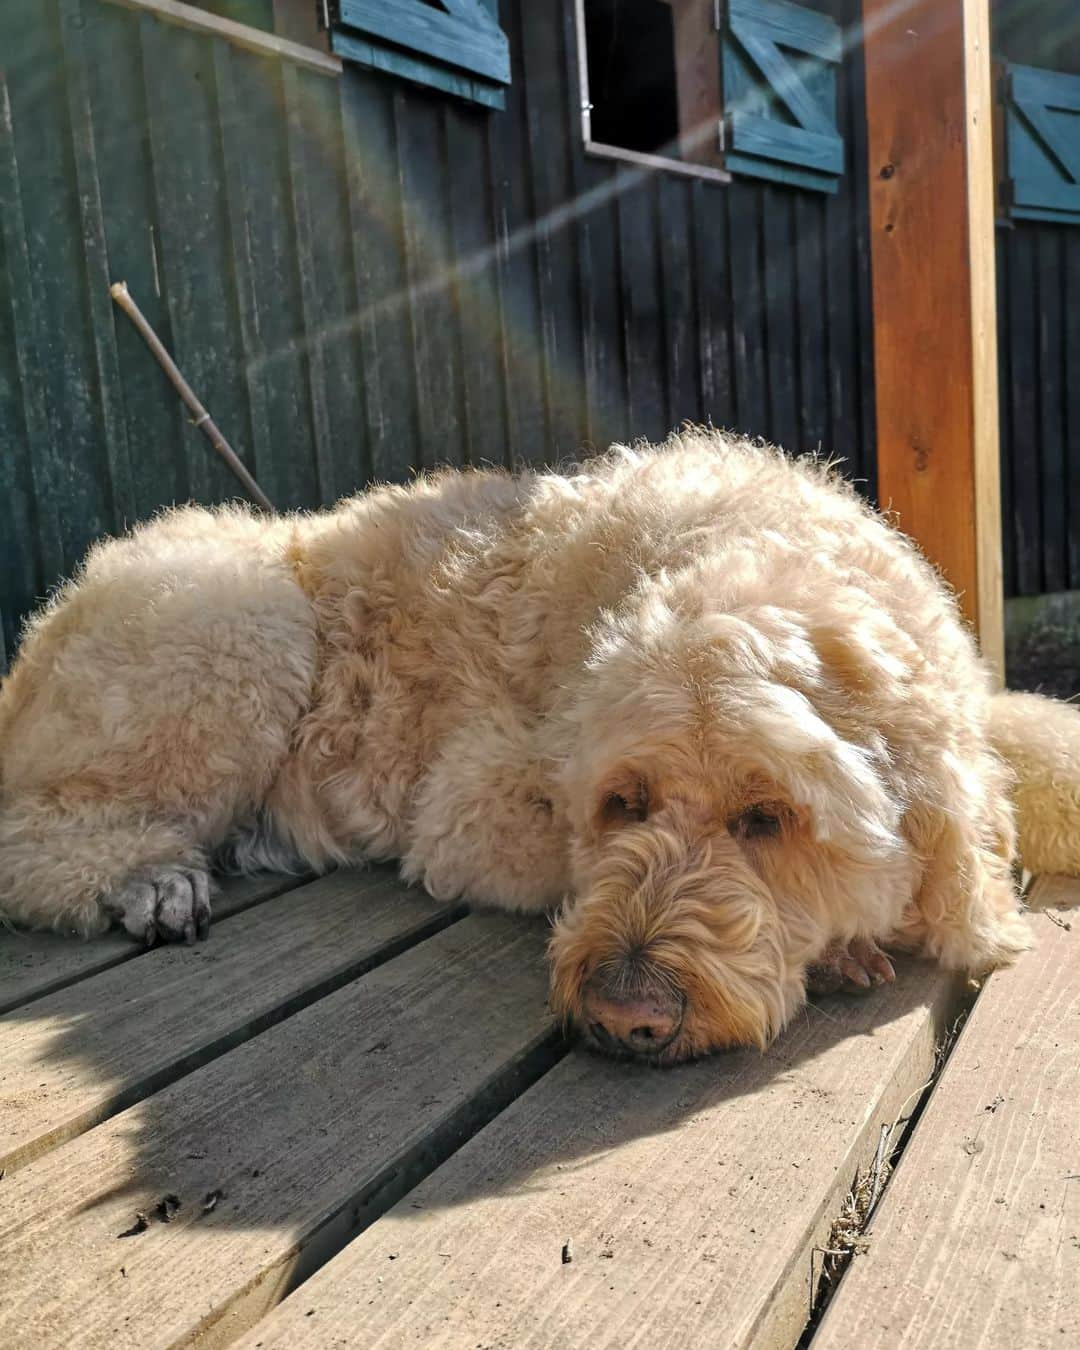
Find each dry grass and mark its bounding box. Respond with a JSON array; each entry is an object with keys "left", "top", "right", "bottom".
[{"left": 809, "top": 1005, "right": 974, "bottom": 1316}]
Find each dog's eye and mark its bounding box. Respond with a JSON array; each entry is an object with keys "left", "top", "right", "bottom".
[
  {"left": 730, "top": 806, "right": 783, "bottom": 841},
  {"left": 600, "top": 787, "right": 649, "bottom": 828}
]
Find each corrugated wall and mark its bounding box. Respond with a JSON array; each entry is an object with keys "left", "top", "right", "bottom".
[{"left": 0, "top": 0, "right": 878, "bottom": 664}]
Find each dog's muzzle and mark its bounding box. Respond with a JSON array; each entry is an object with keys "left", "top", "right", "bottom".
[{"left": 580, "top": 970, "right": 686, "bottom": 1058}]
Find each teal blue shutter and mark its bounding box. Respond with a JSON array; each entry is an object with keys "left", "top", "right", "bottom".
[
  {"left": 1001, "top": 63, "right": 1080, "bottom": 225},
  {"left": 722, "top": 0, "right": 843, "bottom": 193},
  {"left": 331, "top": 0, "right": 510, "bottom": 109}
]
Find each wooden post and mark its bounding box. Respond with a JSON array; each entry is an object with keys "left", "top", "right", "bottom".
[{"left": 861, "top": 0, "right": 1005, "bottom": 681}]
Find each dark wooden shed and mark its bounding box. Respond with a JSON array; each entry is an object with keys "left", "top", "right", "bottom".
[{"left": 0, "top": 0, "right": 1077, "bottom": 671}]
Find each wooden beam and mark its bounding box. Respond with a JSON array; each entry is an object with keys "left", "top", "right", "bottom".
[
  {"left": 102, "top": 0, "right": 342, "bottom": 76},
  {"left": 861, "top": 0, "right": 1005, "bottom": 681}
]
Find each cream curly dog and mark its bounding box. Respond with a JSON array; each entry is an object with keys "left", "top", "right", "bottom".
[{"left": 2, "top": 431, "right": 1078, "bottom": 1062}]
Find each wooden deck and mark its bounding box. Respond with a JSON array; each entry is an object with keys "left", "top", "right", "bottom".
[{"left": 1, "top": 870, "right": 1076, "bottom": 1349}]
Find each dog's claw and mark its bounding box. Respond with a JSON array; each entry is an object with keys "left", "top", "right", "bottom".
[
  {"left": 107, "top": 866, "right": 213, "bottom": 946},
  {"left": 807, "top": 937, "right": 895, "bottom": 996}
]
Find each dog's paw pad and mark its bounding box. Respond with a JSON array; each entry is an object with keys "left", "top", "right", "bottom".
[
  {"left": 107, "top": 866, "right": 212, "bottom": 946},
  {"left": 807, "top": 937, "right": 895, "bottom": 996}
]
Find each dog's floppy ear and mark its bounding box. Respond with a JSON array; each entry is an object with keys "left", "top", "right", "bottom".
[
  {"left": 594, "top": 768, "right": 650, "bottom": 831},
  {"left": 736, "top": 680, "right": 903, "bottom": 865},
  {"left": 810, "top": 609, "right": 918, "bottom": 697}
]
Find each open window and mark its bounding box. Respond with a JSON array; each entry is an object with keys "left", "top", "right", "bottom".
[
  {"left": 575, "top": 0, "right": 844, "bottom": 192},
  {"left": 576, "top": 0, "right": 730, "bottom": 180}
]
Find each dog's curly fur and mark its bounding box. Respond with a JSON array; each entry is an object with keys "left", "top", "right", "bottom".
[{"left": 2, "top": 431, "right": 1077, "bottom": 1060}]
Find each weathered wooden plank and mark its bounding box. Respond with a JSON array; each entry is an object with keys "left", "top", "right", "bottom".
[
  {"left": 1004, "top": 229, "right": 1036, "bottom": 594},
  {"left": 283, "top": 64, "right": 367, "bottom": 501},
  {"left": 563, "top": 0, "right": 628, "bottom": 452},
  {"left": 282, "top": 61, "right": 338, "bottom": 503},
  {"left": 519, "top": 0, "right": 586, "bottom": 460},
  {"left": 330, "top": 25, "right": 504, "bottom": 112},
  {"left": 0, "top": 871, "right": 308, "bottom": 1016},
  {"left": 0, "top": 62, "right": 50, "bottom": 652},
  {"left": 996, "top": 234, "right": 1017, "bottom": 598},
  {"left": 862, "top": 0, "right": 1004, "bottom": 677},
  {"left": 1004, "top": 227, "right": 1041, "bottom": 595},
  {"left": 234, "top": 961, "right": 966, "bottom": 1350},
  {"left": 57, "top": 0, "right": 137, "bottom": 529},
  {"left": 443, "top": 100, "right": 511, "bottom": 468},
  {"left": 488, "top": 0, "right": 549, "bottom": 467},
  {"left": 103, "top": 0, "right": 342, "bottom": 75},
  {"left": 202, "top": 38, "right": 318, "bottom": 510},
  {"left": 1065, "top": 233, "right": 1080, "bottom": 592},
  {"left": 1036, "top": 228, "right": 1067, "bottom": 594},
  {"left": 584, "top": 137, "right": 732, "bottom": 185},
  {"left": 337, "top": 0, "right": 510, "bottom": 87},
  {"left": 794, "top": 192, "right": 828, "bottom": 455},
  {"left": 657, "top": 174, "right": 700, "bottom": 431},
  {"left": 691, "top": 176, "right": 735, "bottom": 432},
  {"left": 844, "top": 18, "right": 878, "bottom": 498},
  {"left": 5, "top": 0, "right": 113, "bottom": 581},
  {"left": 0, "top": 869, "right": 458, "bottom": 1173},
  {"left": 617, "top": 179, "right": 667, "bottom": 442},
  {"left": 815, "top": 877, "right": 1080, "bottom": 1349},
  {"left": 209, "top": 40, "right": 270, "bottom": 491},
  {"left": 728, "top": 181, "right": 768, "bottom": 436},
  {"left": 393, "top": 87, "right": 465, "bottom": 472},
  {"left": 823, "top": 139, "right": 864, "bottom": 482},
  {"left": 0, "top": 912, "right": 555, "bottom": 1350},
  {"left": 762, "top": 184, "right": 799, "bottom": 452},
  {"left": 139, "top": 10, "right": 250, "bottom": 505},
  {"left": 339, "top": 69, "right": 418, "bottom": 485},
  {"left": 81, "top": 0, "right": 189, "bottom": 520}
]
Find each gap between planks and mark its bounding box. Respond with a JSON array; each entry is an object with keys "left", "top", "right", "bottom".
[
  {"left": 235, "top": 961, "right": 970, "bottom": 1350},
  {"left": 0, "top": 869, "right": 466, "bottom": 1174},
  {"left": 0, "top": 913, "right": 561, "bottom": 1350},
  {"left": 814, "top": 874, "right": 1080, "bottom": 1349}
]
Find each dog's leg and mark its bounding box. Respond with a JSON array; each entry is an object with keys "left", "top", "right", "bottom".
[
  {"left": 806, "top": 937, "right": 896, "bottom": 996},
  {"left": 0, "top": 511, "right": 319, "bottom": 941},
  {"left": 0, "top": 794, "right": 211, "bottom": 938},
  {"left": 896, "top": 749, "right": 1032, "bottom": 972}
]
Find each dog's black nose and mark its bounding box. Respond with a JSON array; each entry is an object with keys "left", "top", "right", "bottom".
[{"left": 582, "top": 985, "right": 682, "bottom": 1056}]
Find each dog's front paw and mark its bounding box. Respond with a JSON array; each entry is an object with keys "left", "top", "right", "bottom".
[
  {"left": 806, "top": 937, "right": 895, "bottom": 996},
  {"left": 106, "top": 866, "right": 213, "bottom": 946}
]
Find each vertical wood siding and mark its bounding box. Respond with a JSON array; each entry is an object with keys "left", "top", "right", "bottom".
[
  {"left": 0, "top": 0, "right": 876, "bottom": 664},
  {"left": 997, "top": 223, "right": 1080, "bottom": 597},
  {"left": 993, "top": 0, "right": 1080, "bottom": 597}
]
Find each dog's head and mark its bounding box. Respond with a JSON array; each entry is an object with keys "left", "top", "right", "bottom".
[{"left": 549, "top": 583, "right": 914, "bottom": 1064}]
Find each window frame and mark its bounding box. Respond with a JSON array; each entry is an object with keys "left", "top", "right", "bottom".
[
  {"left": 102, "top": 0, "right": 342, "bottom": 76},
  {"left": 573, "top": 0, "right": 733, "bottom": 184}
]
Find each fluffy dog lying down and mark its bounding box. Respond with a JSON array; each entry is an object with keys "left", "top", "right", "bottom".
[{"left": 2, "top": 431, "right": 1078, "bottom": 1063}]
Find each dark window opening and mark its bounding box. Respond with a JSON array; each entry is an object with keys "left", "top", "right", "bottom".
[
  {"left": 580, "top": 0, "right": 725, "bottom": 171},
  {"left": 584, "top": 0, "right": 679, "bottom": 156}
]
